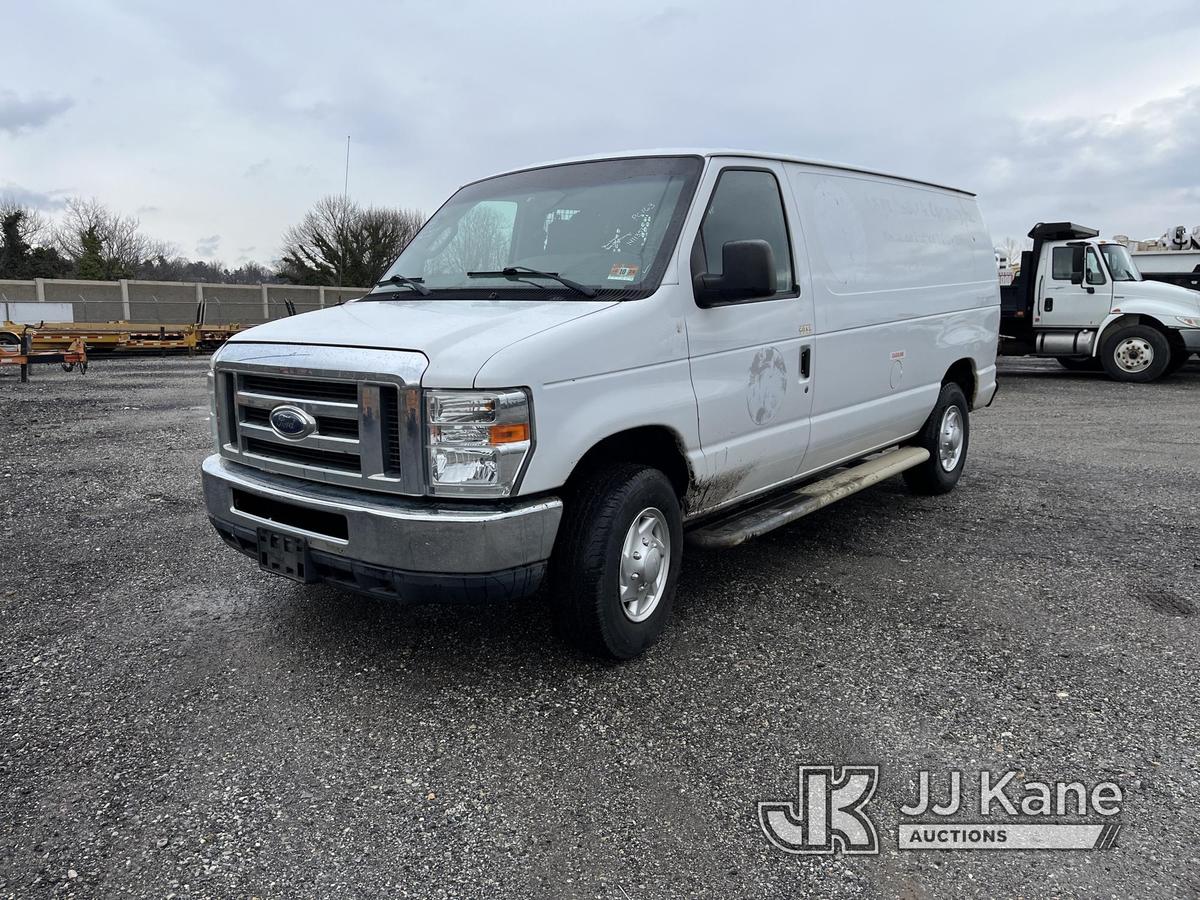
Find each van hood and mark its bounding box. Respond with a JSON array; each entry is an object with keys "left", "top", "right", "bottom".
[
  {"left": 1119, "top": 278, "right": 1200, "bottom": 313},
  {"left": 229, "top": 297, "right": 617, "bottom": 386}
]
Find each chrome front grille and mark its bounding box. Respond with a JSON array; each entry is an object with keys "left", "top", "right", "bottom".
[{"left": 212, "top": 344, "right": 427, "bottom": 496}]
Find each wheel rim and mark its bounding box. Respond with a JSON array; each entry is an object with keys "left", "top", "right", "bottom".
[
  {"left": 938, "top": 406, "right": 964, "bottom": 472},
  {"left": 619, "top": 507, "right": 670, "bottom": 623},
  {"left": 1113, "top": 337, "right": 1153, "bottom": 373}
]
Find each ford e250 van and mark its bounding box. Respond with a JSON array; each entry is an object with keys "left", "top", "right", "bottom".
[{"left": 202, "top": 150, "right": 1000, "bottom": 658}]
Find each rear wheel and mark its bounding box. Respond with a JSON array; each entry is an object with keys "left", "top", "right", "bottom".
[
  {"left": 1099, "top": 323, "right": 1171, "bottom": 382},
  {"left": 550, "top": 464, "right": 683, "bottom": 659},
  {"left": 903, "top": 382, "right": 970, "bottom": 495}
]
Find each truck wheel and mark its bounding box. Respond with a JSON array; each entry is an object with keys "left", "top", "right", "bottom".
[
  {"left": 1099, "top": 324, "right": 1171, "bottom": 382},
  {"left": 550, "top": 464, "right": 682, "bottom": 660},
  {"left": 903, "top": 382, "right": 969, "bottom": 496},
  {"left": 1056, "top": 357, "right": 1101, "bottom": 372}
]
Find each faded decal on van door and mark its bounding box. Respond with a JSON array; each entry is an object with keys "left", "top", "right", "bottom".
[
  {"left": 811, "top": 179, "right": 869, "bottom": 289},
  {"left": 747, "top": 347, "right": 788, "bottom": 425}
]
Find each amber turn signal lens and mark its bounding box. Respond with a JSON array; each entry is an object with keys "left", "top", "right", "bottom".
[{"left": 488, "top": 423, "right": 530, "bottom": 444}]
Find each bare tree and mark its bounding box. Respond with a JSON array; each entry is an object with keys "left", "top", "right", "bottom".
[
  {"left": 1000, "top": 235, "right": 1030, "bottom": 266},
  {"left": 54, "top": 197, "right": 154, "bottom": 278},
  {"left": 0, "top": 198, "right": 49, "bottom": 245},
  {"left": 428, "top": 205, "right": 510, "bottom": 275},
  {"left": 278, "top": 196, "right": 424, "bottom": 287}
]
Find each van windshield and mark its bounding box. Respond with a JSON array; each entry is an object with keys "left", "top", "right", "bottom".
[
  {"left": 371, "top": 156, "right": 702, "bottom": 299},
  {"left": 1099, "top": 244, "right": 1142, "bottom": 282}
]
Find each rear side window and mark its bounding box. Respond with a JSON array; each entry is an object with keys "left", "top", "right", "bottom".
[
  {"left": 1051, "top": 247, "right": 1074, "bottom": 280},
  {"left": 697, "top": 169, "right": 794, "bottom": 297}
]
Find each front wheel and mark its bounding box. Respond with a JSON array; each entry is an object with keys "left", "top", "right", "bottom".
[
  {"left": 1099, "top": 324, "right": 1171, "bottom": 382},
  {"left": 903, "top": 382, "right": 970, "bottom": 495},
  {"left": 550, "top": 464, "right": 683, "bottom": 660}
]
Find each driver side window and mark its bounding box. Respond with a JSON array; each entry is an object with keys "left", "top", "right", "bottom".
[
  {"left": 695, "top": 169, "right": 795, "bottom": 300},
  {"left": 1085, "top": 248, "right": 1106, "bottom": 286}
]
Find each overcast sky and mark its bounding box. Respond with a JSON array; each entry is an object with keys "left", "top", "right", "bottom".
[{"left": 4, "top": 0, "right": 1200, "bottom": 266}]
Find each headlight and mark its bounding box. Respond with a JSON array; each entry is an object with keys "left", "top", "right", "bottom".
[
  {"left": 1175, "top": 316, "right": 1200, "bottom": 328},
  {"left": 425, "top": 389, "right": 532, "bottom": 497}
]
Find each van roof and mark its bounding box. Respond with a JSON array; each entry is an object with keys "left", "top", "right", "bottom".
[{"left": 475, "top": 148, "right": 975, "bottom": 197}]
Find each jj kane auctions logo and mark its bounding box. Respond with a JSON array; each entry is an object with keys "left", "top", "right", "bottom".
[{"left": 759, "top": 766, "right": 1123, "bottom": 853}]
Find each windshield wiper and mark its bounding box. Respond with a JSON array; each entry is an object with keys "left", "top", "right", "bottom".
[
  {"left": 367, "top": 274, "right": 431, "bottom": 297},
  {"left": 466, "top": 266, "right": 597, "bottom": 298}
]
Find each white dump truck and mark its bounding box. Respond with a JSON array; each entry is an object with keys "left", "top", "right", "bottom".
[
  {"left": 1000, "top": 222, "right": 1200, "bottom": 381},
  {"left": 202, "top": 150, "right": 999, "bottom": 658}
]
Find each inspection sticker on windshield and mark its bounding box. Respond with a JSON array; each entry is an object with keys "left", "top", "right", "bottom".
[{"left": 608, "top": 263, "right": 640, "bottom": 281}]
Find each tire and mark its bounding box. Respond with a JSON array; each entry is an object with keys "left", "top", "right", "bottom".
[
  {"left": 549, "top": 463, "right": 683, "bottom": 660},
  {"left": 1056, "top": 357, "right": 1101, "bottom": 372},
  {"left": 903, "top": 382, "right": 970, "bottom": 496},
  {"left": 1099, "top": 323, "right": 1171, "bottom": 383}
]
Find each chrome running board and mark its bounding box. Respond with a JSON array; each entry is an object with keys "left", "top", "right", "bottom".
[{"left": 686, "top": 446, "right": 931, "bottom": 550}]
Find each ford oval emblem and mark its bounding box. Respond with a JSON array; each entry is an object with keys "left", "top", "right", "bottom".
[{"left": 269, "top": 405, "right": 317, "bottom": 440}]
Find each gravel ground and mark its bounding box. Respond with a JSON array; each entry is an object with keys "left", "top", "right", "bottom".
[{"left": 1, "top": 354, "right": 1198, "bottom": 899}]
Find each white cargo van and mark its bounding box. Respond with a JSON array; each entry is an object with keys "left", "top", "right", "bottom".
[{"left": 202, "top": 151, "right": 999, "bottom": 658}]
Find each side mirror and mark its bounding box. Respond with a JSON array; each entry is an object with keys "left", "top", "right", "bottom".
[
  {"left": 1069, "top": 245, "right": 1085, "bottom": 285},
  {"left": 695, "top": 240, "right": 776, "bottom": 306}
]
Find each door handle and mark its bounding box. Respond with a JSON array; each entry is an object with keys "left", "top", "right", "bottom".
[
  {"left": 800, "top": 346, "right": 811, "bottom": 379},
  {"left": 1044, "top": 298, "right": 1054, "bottom": 312}
]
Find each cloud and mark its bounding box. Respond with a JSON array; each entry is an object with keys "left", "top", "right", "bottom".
[
  {"left": 970, "top": 85, "right": 1200, "bottom": 242},
  {"left": 3, "top": 1, "right": 1198, "bottom": 259},
  {"left": 0, "top": 91, "right": 73, "bottom": 135},
  {"left": 195, "top": 234, "right": 221, "bottom": 257},
  {"left": 0, "top": 183, "right": 71, "bottom": 210}
]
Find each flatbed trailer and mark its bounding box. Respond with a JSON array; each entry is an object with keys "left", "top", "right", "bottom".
[
  {"left": 195, "top": 323, "right": 251, "bottom": 350},
  {"left": 3, "top": 321, "right": 197, "bottom": 354},
  {"left": 4, "top": 321, "right": 130, "bottom": 352},
  {"left": 0, "top": 333, "right": 88, "bottom": 381}
]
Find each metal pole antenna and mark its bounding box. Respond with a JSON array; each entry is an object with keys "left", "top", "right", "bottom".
[{"left": 338, "top": 135, "right": 350, "bottom": 290}]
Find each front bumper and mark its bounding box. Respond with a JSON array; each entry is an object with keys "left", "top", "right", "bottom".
[
  {"left": 1180, "top": 329, "right": 1200, "bottom": 352},
  {"left": 201, "top": 454, "right": 562, "bottom": 601}
]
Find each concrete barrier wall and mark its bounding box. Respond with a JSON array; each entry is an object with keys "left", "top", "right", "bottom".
[
  {"left": 197, "top": 284, "right": 264, "bottom": 325},
  {"left": 44, "top": 280, "right": 125, "bottom": 322},
  {"left": 127, "top": 281, "right": 201, "bottom": 324},
  {"left": 1, "top": 302, "right": 75, "bottom": 324},
  {"left": 0, "top": 278, "right": 369, "bottom": 326},
  {"left": 0, "top": 280, "right": 38, "bottom": 303}
]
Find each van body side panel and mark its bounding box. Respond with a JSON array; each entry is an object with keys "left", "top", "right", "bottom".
[{"left": 784, "top": 164, "right": 999, "bottom": 472}]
